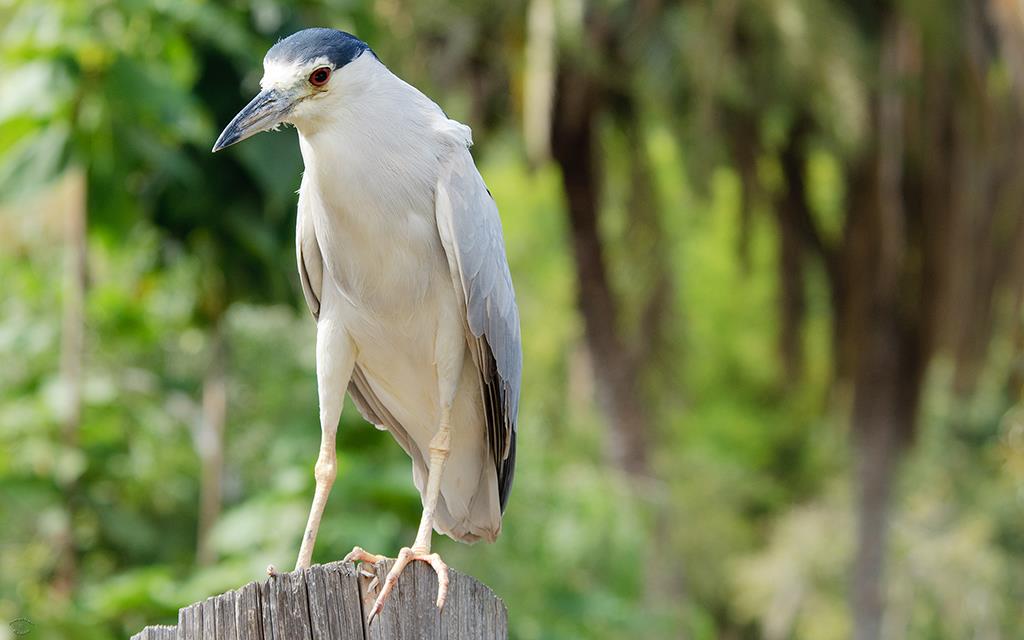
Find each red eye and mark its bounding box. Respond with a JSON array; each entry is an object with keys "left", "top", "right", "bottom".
[{"left": 309, "top": 66, "right": 331, "bottom": 87}]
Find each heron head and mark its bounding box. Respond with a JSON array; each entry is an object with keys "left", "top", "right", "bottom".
[{"left": 213, "top": 28, "right": 373, "bottom": 152}]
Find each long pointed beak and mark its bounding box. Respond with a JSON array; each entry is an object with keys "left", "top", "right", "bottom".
[{"left": 212, "top": 89, "right": 292, "bottom": 152}]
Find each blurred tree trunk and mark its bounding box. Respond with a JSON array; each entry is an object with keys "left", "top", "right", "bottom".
[
  {"left": 54, "top": 168, "right": 87, "bottom": 595},
  {"left": 551, "top": 66, "right": 651, "bottom": 476},
  {"left": 844, "top": 220, "right": 924, "bottom": 639},
  {"left": 775, "top": 127, "right": 810, "bottom": 384},
  {"left": 848, "top": 324, "right": 921, "bottom": 640},
  {"left": 547, "top": 0, "right": 676, "bottom": 479},
  {"left": 724, "top": 108, "right": 761, "bottom": 273},
  {"left": 845, "top": 18, "right": 922, "bottom": 638},
  {"left": 1011, "top": 287, "right": 1024, "bottom": 398},
  {"left": 523, "top": 0, "right": 555, "bottom": 166},
  {"left": 196, "top": 318, "right": 228, "bottom": 566}
]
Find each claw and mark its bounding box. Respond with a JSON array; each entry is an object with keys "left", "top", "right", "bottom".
[
  {"left": 343, "top": 546, "right": 386, "bottom": 566},
  {"left": 366, "top": 547, "right": 449, "bottom": 622}
]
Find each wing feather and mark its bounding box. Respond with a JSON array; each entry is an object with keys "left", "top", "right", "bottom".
[
  {"left": 296, "top": 194, "right": 323, "bottom": 320},
  {"left": 348, "top": 366, "right": 427, "bottom": 474},
  {"left": 435, "top": 145, "right": 522, "bottom": 511}
]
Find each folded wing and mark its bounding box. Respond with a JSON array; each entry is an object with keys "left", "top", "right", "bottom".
[{"left": 434, "top": 145, "right": 522, "bottom": 511}]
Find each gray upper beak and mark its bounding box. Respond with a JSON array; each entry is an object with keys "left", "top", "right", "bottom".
[{"left": 212, "top": 89, "right": 291, "bottom": 152}]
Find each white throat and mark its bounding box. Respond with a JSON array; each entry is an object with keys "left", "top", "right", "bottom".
[{"left": 291, "top": 54, "right": 472, "bottom": 221}]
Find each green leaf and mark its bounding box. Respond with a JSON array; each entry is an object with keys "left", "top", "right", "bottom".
[{"left": 0, "top": 122, "right": 70, "bottom": 202}]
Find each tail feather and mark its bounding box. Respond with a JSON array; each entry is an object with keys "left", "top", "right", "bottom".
[{"left": 431, "top": 455, "right": 501, "bottom": 543}]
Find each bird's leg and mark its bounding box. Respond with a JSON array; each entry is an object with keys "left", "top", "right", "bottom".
[
  {"left": 295, "top": 317, "right": 354, "bottom": 571},
  {"left": 345, "top": 316, "right": 463, "bottom": 620},
  {"left": 413, "top": 416, "right": 452, "bottom": 553},
  {"left": 294, "top": 429, "right": 337, "bottom": 570},
  {"left": 361, "top": 411, "right": 452, "bottom": 620}
]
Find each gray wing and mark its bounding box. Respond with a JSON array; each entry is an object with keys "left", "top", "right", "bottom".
[
  {"left": 296, "top": 191, "right": 323, "bottom": 320},
  {"left": 435, "top": 145, "right": 522, "bottom": 512}
]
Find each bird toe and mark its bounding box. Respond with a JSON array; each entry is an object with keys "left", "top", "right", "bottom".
[{"left": 366, "top": 547, "right": 449, "bottom": 623}]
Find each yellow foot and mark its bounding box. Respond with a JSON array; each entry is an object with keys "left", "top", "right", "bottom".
[{"left": 345, "top": 546, "right": 449, "bottom": 621}]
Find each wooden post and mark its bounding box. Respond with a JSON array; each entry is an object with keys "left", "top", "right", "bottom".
[{"left": 130, "top": 560, "right": 508, "bottom": 640}]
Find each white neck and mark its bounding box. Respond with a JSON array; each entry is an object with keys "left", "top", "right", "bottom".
[{"left": 293, "top": 54, "right": 472, "bottom": 219}]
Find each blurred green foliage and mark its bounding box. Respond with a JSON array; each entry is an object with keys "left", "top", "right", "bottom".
[{"left": 1, "top": 1, "right": 1023, "bottom": 639}]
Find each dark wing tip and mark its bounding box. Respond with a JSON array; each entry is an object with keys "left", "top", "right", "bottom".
[{"left": 498, "top": 429, "right": 517, "bottom": 512}]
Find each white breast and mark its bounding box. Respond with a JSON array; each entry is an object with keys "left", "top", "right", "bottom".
[
  {"left": 291, "top": 54, "right": 500, "bottom": 542},
  {"left": 295, "top": 55, "right": 462, "bottom": 316}
]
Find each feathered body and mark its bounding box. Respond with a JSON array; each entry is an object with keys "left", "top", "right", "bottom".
[{"left": 288, "top": 47, "right": 518, "bottom": 543}]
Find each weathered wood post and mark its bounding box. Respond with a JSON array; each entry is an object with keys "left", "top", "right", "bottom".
[{"left": 130, "top": 560, "right": 507, "bottom": 640}]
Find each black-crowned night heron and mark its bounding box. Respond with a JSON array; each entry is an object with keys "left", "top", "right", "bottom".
[{"left": 213, "top": 28, "right": 521, "bottom": 619}]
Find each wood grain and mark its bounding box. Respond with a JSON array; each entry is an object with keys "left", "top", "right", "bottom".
[
  {"left": 234, "top": 582, "right": 262, "bottom": 640},
  {"left": 130, "top": 560, "right": 506, "bottom": 639},
  {"left": 363, "top": 560, "right": 507, "bottom": 640},
  {"left": 129, "top": 625, "right": 176, "bottom": 640}
]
